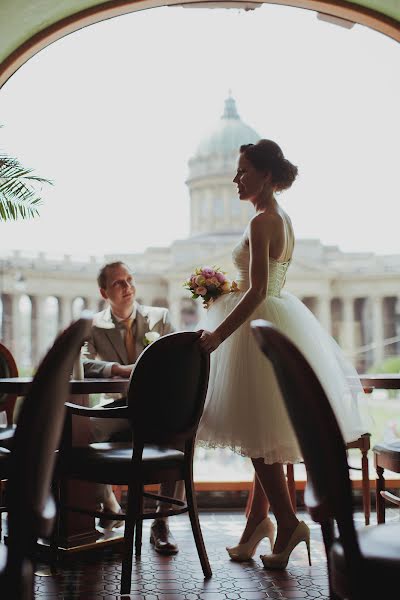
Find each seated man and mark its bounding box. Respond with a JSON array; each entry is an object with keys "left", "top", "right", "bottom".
[{"left": 83, "top": 260, "right": 181, "bottom": 554}]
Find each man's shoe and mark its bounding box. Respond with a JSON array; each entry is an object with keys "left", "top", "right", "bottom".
[
  {"left": 150, "top": 519, "right": 179, "bottom": 555},
  {"left": 98, "top": 508, "right": 125, "bottom": 531}
]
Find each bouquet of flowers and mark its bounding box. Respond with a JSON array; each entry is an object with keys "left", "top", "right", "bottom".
[{"left": 183, "top": 266, "right": 238, "bottom": 308}]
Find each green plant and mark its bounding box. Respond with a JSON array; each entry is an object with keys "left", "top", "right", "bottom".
[
  {"left": 0, "top": 128, "right": 52, "bottom": 221},
  {"left": 368, "top": 356, "right": 400, "bottom": 374},
  {"left": 368, "top": 355, "right": 400, "bottom": 399}
]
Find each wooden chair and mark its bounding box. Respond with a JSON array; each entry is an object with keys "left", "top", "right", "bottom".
[
  {"left": 0, "top": 341, "right": 19, "bottom": 449},
  {"left": 251, "top": 320, "right": 400, "bottom": 600},
  {"left": 373, "top": 440, "right": 400, "bottom": 523},
  {"left": 55, "top": 331, "right": 211, "bottom": 595},
  {"left": 285, "top": 432, "right": 371, "bottom": 525},
  {"left": 0, "top": 315, "right": 92, "bottom": 599}
]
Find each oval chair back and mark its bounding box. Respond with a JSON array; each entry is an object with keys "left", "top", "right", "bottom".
[
  {"left": 7, "top": 315, "right": 92, "bottom": 547},
  {"left": 127, "top": 331, "right": 210, "bottom": 446}
]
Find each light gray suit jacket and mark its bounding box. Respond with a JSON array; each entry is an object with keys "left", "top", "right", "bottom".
[{"left": 83, "top": 302, "right": 174, "bottom": 378}]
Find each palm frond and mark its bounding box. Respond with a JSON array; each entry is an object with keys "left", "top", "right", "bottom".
[{"left": 0, "top": 153, "right": 52, "bottom": 222}]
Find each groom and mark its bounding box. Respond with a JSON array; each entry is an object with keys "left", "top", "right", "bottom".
[{"left": 83, "top": 261, "right": 180, "bottom": 554}]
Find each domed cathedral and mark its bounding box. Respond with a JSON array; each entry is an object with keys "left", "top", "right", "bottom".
[
  {"left": 104, "top": 94, "right": 400, "bottom": 372},
  {"left": 3, "top": 96, "right": 399, "bottom": 371},
  {"left": 187, "top": 95, "right": 258, "bottom": 236}
]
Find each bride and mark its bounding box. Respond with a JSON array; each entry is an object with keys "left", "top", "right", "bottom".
[{"left": 197, "top": 139, "right": 367, "bottom": 569}]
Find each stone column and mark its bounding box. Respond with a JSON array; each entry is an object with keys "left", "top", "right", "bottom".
[
  {"left": 168, "top": 282, "right": 184, "bottom": 330},
  {"left": 86, "top": 298, "right": 99, "bottom": 314},
  {"left": 315, "top": 295, "right": 332, "bottom": 334},
  {"left": 59, "top": 297, "right": 73, "bottom": 330},
  {"left": 31, "top": 295, "right": 48, "bottom": 366},
  {"left": 342, "top": 297, "right": 356, "bottom": 358},
  {"left": 1, "top": 294, "right": 13, "bottom": 351},
  {"left": 10, "top": 293, "right": 23, "bottom": 366},
  {"left": 372, "top": 295, "right": 384, "bottom": 365}
]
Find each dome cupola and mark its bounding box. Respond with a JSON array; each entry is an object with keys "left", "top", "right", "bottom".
[
  {"left": 186, "top": 96, "right": 261, "bottom": 236},
  {"left": 190, "top": 95, "right": 260, "bottom": 169}
]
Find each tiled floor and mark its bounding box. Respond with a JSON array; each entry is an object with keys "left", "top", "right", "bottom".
[{"left": 34, "top": 508, "right": 395, "bottom": 599}]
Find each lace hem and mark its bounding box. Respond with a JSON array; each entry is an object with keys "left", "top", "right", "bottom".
[{"left": 196, "top": 439, "right": 303, "bottom": 465}]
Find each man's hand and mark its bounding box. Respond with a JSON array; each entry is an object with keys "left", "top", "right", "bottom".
[{"left": 111, "top": 363, "right": 134, "bottom": 378}]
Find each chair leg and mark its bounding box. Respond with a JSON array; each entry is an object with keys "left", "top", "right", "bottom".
[
  {"left": 376, "top": 466, "right": 386, "bottom": 524},
  {"left": 46, "top": 480, "right": 60, "bottom": 575},
  {"left": 0, "top": 481, "right": 3, "bottom": 542},
  {"left": 0, "top": 480, "right": 7, "bottom": 542},
  {"left": 135, "top": 488, "right": 144, "bottom": 557},
  {"left": 320, "top": 520, "right": 342, "bottom": 600},
  {"left": 121, "top": 480, "right": 140, "bottom": 595},
  {"left": 286, "top": 464, "right": 297, "bottom": 512},
  {"left": 361, "top": 449, "right": 370, "bottom": 526},
  {"left": 184, "top": 473, "right": 212, "bottom": 578}
]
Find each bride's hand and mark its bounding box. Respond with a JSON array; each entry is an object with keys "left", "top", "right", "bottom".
[{"left": 198, "top": 329, "right": 222, "bottom": 353}]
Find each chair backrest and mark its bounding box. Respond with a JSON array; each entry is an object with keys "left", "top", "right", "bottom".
[
  {"left": 251, "top": 320, "right": 361, "bottom": 563},
  {"left": 127, "top": 331, "right": 210, "bottom": 445},
  {"left": 0, "top": 341, "right": 18, "bottom": 423},
  {"left": 7, "top": 314, "right": 92, "bottom": 536}
]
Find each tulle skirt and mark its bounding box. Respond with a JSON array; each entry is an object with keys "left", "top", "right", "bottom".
[{"left": 196, "top": 290, "right": 368, "bottom": 464}]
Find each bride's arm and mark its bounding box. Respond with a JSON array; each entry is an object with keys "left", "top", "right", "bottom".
[{"left": 199, "top": 214, "right": 273, "bottom": 353}]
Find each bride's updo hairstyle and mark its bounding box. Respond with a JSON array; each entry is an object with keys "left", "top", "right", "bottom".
[{"left": 240, "top": 140, "right": 298, "bottom": 192}]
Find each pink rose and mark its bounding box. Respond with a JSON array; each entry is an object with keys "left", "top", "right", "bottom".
[
  {"left": 215, "top": 271, "right": 226, "bottom": 283},
  {"left": 195, "top": 286, "right": 207, "bottom": 296},
  {"left": 202, "top": 267, "right": 215, "bottom": 278},
  {"left": 208, "top": 276, "right": 220, "bottom": 287}
]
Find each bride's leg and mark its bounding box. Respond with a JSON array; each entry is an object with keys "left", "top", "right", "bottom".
[
  {"left": 239, "top": 472, "right": 270, "bottom": 544},
  {"left": 252, "top": 458, "right": 299, "bottom": 553},
  {"left": 245, "top": 475, "right": 255, "bottom": 518}
]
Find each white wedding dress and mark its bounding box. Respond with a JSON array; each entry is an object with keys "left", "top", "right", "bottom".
[{"left": 196, "top": 213, "right": 367, "bottom": 464}]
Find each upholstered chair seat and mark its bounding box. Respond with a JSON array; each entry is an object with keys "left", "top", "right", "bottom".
[{"left": 59, "top": 442, "right": 184, "bottom": 483}]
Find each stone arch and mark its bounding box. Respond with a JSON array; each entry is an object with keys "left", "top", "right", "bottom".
[{"left": 0, "top": 3, "right": 398, "bottom": 90}]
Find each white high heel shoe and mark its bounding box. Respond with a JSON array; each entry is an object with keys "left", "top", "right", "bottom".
[
  {"left": 260, "top": 521, "right": 311, "bottom": 570},
  {"left": 226, "top": 517, "right": 275, "bottom": 562}
]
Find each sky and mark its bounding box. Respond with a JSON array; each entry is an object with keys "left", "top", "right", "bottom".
[{"left": 0, "top": 4, "right": 399, "bottom": 259}]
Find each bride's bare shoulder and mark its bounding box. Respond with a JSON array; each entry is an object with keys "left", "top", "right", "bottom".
[{"left": 250, "top": 211, "right": 282, "bottom": 231}]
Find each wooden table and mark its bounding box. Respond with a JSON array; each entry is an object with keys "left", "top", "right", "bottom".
[
  {"left": 360, "top": 374, "right": 400, "bottom": 523},
  {"left": 360, "top": 374, "right": 400, "bottom": 390},
  {"left": 0, "top": 377, "right": 129, "bottom": 396},
  {"left": 0, "top": 376, "right": 130, "bottom": 554}
]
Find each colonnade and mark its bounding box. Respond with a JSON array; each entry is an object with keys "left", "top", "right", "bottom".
[
  {"left": 0, "top": 293, "right": 103, "bottom": 368},
  {"left": 1, "top": 289, "right": 399, "bottom": 372},
  {"left": 300, "top": 294, "right": 399, "bottom": 370}
]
